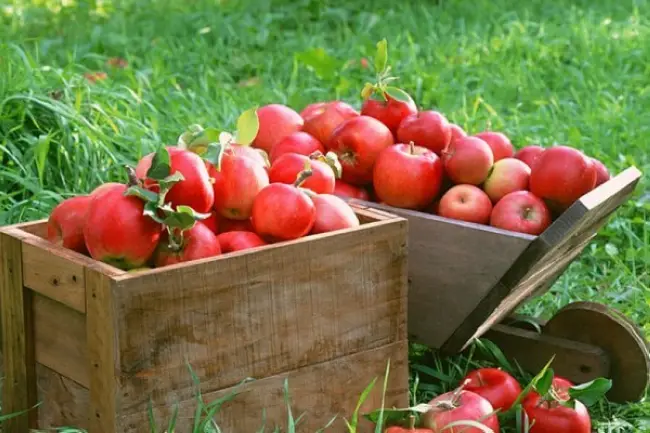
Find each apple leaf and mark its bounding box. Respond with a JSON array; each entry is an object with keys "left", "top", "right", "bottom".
[
  {"left": 143, "top": 201, "right": 165, "bottom": 224},
  {"left": 361, "top": 82, "right": 376, "bottom": 100},
  {"left": 184, "top": 126, "right": 222, "bottom": 156},
  {"left": 204, "top": 142, "right": 226, "bottom": 171},
  {"left": 177, "top": 124, "right": 205, "bottom": 149},
  {"left": 124, "top": 185, "right": 159, "bottom": 203},
  {"left": 533, "top": 367, "right": 555, "bottom": 397},
  {"left": 160, "top": 205, "right": 210, "bottom": 232},
  {"left": 235, "top": 107, "right": 259, "bottom": 146},
  {"left": 147, "top": 146, "right": 171, "bottom": 180},
  {"left": 384, "top": 86, "right": 413, "bottom": 104},
  {"left": 568, "top": 378, "right": 612, "bottom": 407},
  {"left": 158, "top": 171, "right": 185, "bottom": 199},
  {"left": 374, "top": 38, "right": 388, "bottom": 74},
  {"left": 510, "top": 356, "right": 555, "bottom": 410},
  {"left": 363, "top": 403, "right": 431, "bottom": 425}
]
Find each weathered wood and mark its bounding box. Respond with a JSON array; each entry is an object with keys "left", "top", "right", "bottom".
[
  {"left": 36, "top": 363, "right": 89, "bottom": 430},
  {"left": 33, "top": 293, "right": 88, "bottom": 387},
  {"left": 441, "top": 167, "right": 642, "bottom": 353},
  {"left": 122, "top": 341, "right": 409, "bottom": 433},
  {"left": 483, "top": 324, "right": 610, "bottom": 383},
  {"left": 349, "top": 200, "right": 533, "bottom": 350},
  {"left": 86, "top": 268, "right": 122, "bottom": 433},
  {"left": 112, "top": 217, "right": 408, "bottom": 413},
  {"left": 0, "top": 230, "right": 38, "bottom": 431},
  {"left": 22, "top": 241, "right": 86, "bottom": 313},
  {"left": 543, "top": 302, "right": 650, "bottom": 402}
]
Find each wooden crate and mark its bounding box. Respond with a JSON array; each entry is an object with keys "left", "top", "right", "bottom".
[
  {"left": 353, "top": 166, "right": 642, "bottom": 354},
  {"left": 0, "top": 205, "right": 409, "bottom": 433}
]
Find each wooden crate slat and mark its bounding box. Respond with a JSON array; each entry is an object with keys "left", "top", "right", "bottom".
[
  {"left": 22, "top": 241, "right": 87, "bottom": 314},
  {"left": 36, "top": 363, "right": 89, "bottom": 430},
  {"left": 33, "top": 293, "right": 89, "bottom": 387},
  {"left": 122, "top": 341, "right": 409, "bottom": 433},
  {"left": 113, "top": 219, "right": 407, "bottom": 413}
]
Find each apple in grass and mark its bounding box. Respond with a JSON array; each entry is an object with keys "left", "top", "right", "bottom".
[
  {"left": 473, "top": 131, "right": 514, "bottom": 161},
  {"left": 269, "top": 131, "right": 325, "bottom": 163},
  {"left": 438, "top": 185, "right": 493, "bottom": 225},
  {"left": 530, "top": 145, "right": 597, "bottom": 212},
  {"left": 490, "top": 191, "right": 552, "bottom": 235},
  {"left": 328, "top": 115, "right": 394, "bottom": 185},
  {"left": 483, "top": 158, "right": 531, "bottom": 203},
  {"left": 442, "top": 136, "right": 494, "bottom": 185},
  {"left": 396, "top": 111, "right": 452, "bottom": 155},
  {"left": 373, "top": 142, "right": 444, "bottom": 210},
  {"left": 514, "top": 145, "right": 545, "bottom": 169},
  {"left": 302, "top": 101, "right": 359, "bottom": 146},
  {"left": 251, "top": 104, "right": 303, "bottom": 154}
]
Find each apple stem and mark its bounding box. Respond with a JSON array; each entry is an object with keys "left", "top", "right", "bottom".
[
  {"left": 451, "top": 379, "right": 471, "bottom": 406},
  {"left": 407, "top": 414, "right": 416, "bottom": 430},
  {"left": 294, "top": 167, "right": 314, "bottom": 187},
  {"left": 125, "top": 165, "right": 139, "bottom": 187},
  {"left": 166, "top": 227, "right": 185, "bottom": 253},
  {"left": 409, "top": 141, "right": 415, "bottom": 155}
]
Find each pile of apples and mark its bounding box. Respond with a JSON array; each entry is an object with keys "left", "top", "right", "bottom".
[
  {"left": 46, "top": 40, "right": 612, "bottom": 269},
  {"left": 46, "top": 110, "right": 361, "bottom": 270}
]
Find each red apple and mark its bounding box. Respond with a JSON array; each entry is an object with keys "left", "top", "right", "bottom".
[
  {"left": 300, "top": 102, "right": 328, "bottom": 120},
  {"left": 396, "top": 111, "right": 452, "bottom": 156},
  {"left": 529, "top": 145, "right": 597, "bottom": 211},
  {"left": 483, "top": 158, "right": 531, "bottom": 203},
  {"left": 252, "top": 104, "right": 303, "bottom": 153},
  {"left": 514, "top": 145, "right": 545, "bottom": 169},
  {"left": 47, "top": 196, "right": 92, "bottom": 254},
  {"left": 210, "top": 151, "right": 270, "bottom": 220},
  {"left": 311, "top": 194, "right": 360, "bottom": 234},
  {"left": 438, "top": 185, "right": 493, "bottom": 225},
  {"left": 153, "top": 222, "right": 221, "bottom": 267},
  {"left": 219, "top": 216, "right": 254, "bottom": 233},
  {"left": 449, "top": 124, "right": 468, "bottom": 143},
  {"left": 591, "top": 158, "right": 611, "bottom": 187},
  {"left": 202, "top": 211, "right": 220, "bottom": 235},
  {"left": 269, "top": 153, "right": 335, "bottom": 195},
  {"left": 251, "top": 183, "right": 315, "bottom": 242},
  {"left": 442, "top": 137, "right": 494, "bottom": 185},
  {"left": 217, "top": 231, "right": 267, "bottom": 253},
  {"left": 302, "top": 101, "right": 359, "bottom": 146},
  {"left": 373, "top": 143, "right": 443, "bottom": 210},
  {"left": 490, "top": 191, "right": 552, "bottom": 235},
  {"left": 333, "top": 180, "right": 370, "bottom": 201},
  {"left": 231, "top": 144, "right": 270, "bottom": 169},
  {"left": 328, "top": 115, "right": 394, "bottom": 185},
  {"left": 361, "top": 93, "right": 417, "bottom": 137},
  {"left": 269, "top": 131, "right": 325, "bottom": 163},
  {"left": 474, "top": 131, "right": 514, "bottom": 161}
]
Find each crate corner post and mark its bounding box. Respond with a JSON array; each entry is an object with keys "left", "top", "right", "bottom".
[{"left": 0, "top": 229, "right": 38, "bottom": 432}]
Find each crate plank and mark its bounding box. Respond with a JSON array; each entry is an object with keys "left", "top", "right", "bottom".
[
  {"left": 122, "top": 341, "right": 409, "bottom": 433},
  {"left": 36, "top": 363, "right": 89, "bottom": 430},
  {"left": 0, "top": 229, "right": 38, "bottom": 431},
  {"left": 113, "top": 218, "right": 408, "bottom": 412},
  {"left": 86, "top": 268, "right": 122, "bottom": 433},
  {"left": 23, "top": 241, "right": 87, "bottom": 313},
  {"left": 443, "top": 167, "right": 642, "bottom": 352},
  {"left": 33, "top": 293, "right": 89, "bottom": 387},
  {"left": 349, "top": 201, "right": 533, "bottom": 350}
]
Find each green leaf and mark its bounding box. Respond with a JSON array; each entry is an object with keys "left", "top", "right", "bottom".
[
  {"left": 160, "top": 205, "right": 210, "bottom": 231},
  {"left": 34, "top": 133, "right": 53, "bottom": 185},
  {"left": 124, "top": 185, "right": 159, "bottom": 203},
  {"left": 363, "top": 403, "right": 430, "bottom": 425},
  {"left": 295, "top": 47, "right": 341, "bottom": 80},
  {"left": 374, "top": 38, "right": 388, "bottom": 73},
  {"left": 534, "top": 367, "right": 555, "bottom": 397},
  {"left": 384, "top": 86, "right": 413, "bottom": 103},
  {"left": 361, "top": 82, "right": 376, "bottom": 100},
  {"left": 235, "top": 107, "right": 260, "bottom": 146},
  {"left": 204, "top": 142, "right": 227, "bottom": 171},
  {"left": 147, "top": 146, "right": 171, "bottom": 180},
  {"left": 158, "top": 171, "right": 185, "bottom": 198},
  {"left": 179, "top": 125, "right": 222, "bottom": 156},
  {"left": 143, "top": 201, "right": 164, "bottom": 224},
  {"left": 568, "top": 378, "right": 612, "bottom": 407},
  {"left": 511, "top": 356, "right": 556, "bottom": 409},
  {"left": 344, "top": 376, "right": 377, "bottom": 433},
  {"left": 374, "top": 360, "right": 391, "bottom": 433},
  {"left": 177, "top": 123, "right": 205, "bottom": 148}
]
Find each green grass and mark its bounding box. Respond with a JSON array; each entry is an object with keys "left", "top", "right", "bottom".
[{"left": 1, "top": 0, "right": 649, "bottom": 431}]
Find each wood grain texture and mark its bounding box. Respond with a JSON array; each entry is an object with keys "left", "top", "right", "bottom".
[
  {"left": 122, "top": 341, "right": 409, "bottom": 433},
  {"left": 85, "top": 268, "right": 122, "bottom": 433},
  {"left": 483, "top": 324, "right": 610, "bottom": 384},
  {"left": 33, "top": 293, "right": 89, "bottom": 387},
  {"left": 441, "top": 166, "right": 642, "bottom": 353},
  {"left": 349, "top": 200, "right": 533, "bottom": 350},
  {"left": 22, "top": 241, "right": 86, "bottom": 313},
  {"left": 0, "top": 229, "right": 38, "bottom": 431},
  {"left": 113, "top": 217, "right": 408, "bottom": 413},
  {"left": 36, "top": 363, "right": 89, "bottom": 430}
]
